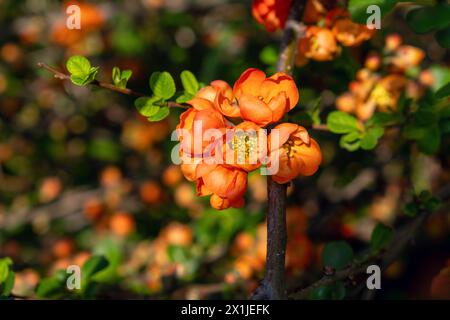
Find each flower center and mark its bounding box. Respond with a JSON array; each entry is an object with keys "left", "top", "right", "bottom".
[
  {"left": 231, "top": 132, "right": 258, "bottom": 164},
  {"left": 282, "top": 139, "right": 302, "bottom": 158}
]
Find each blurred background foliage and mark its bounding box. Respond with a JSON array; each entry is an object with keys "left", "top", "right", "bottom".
[{"left": 0, "top": 0, "right": 449, "bottom": 299}]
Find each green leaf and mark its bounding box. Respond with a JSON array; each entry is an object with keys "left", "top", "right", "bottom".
[
  {"left": 406, "top": 4, "right": 450, "bottom": 34},
  {"left": 260, "top": 46, "right": 278, "bottom": 65},
  {"left": 322, "top": 241, "right": 354, "bottom": 270},
  {"left": 0, "top": 258, "right": 12, "bottom": 284},
  {"left": 348, "top": 0, "right": 399, "bottom": 24},
  {"left": 360, "top": 126, "right": 384, "bottom": 150},
  {"left": 66, "top": 55, "right": 91, "bottom": 77},
  {"left": 150, "top": 71, "right": 176, "bottom": 100},
  {"left": 435, "top": 27, "right": 450, "bottom": 48},
  {"left": 69, "top": 66, "right": 98, "bottom": 86},
  {"left": 36, "top": 270, "right": 67, "bottom": 298},
  {"left": 327, "top": 111, "right": 360, "bottom": 134},
  {"left": 416, "top": 125, "right": 441, "bottom": 154},
  {"left": 404, "top": 202, "right": 418, "bottom": 217},
  {"left": 176, "top": 93, "right": 194, "bottom": 104},
  {"left": 340, "top": 131, "right": 361, "bottom": 151},
  {"left": 367, "top": 112, "right": 402, "bottom": 127},
  {"left": 148, "top": 107, "right": 170, "bottom": 122},
  {"left": 135, "top": 96, "right": 162, "bottom": 117},
  {"left": 1, "top": 271, "right": 15, "bottom": 296},
  {"left": 436, "top": 81, "right": 450, "bottom": 99},
  {"left": 371, "top": 223, "right": 393, "bottom": 253},
  {"left": 112, "top": 66, "right": 121, "bottom": 84},
  {"left": 180, "top": 70, "right": 199, "bottom": 96},
  {"left": 309, "top": 282, "right": 346, "bottom": 300},
  {"left": 424, "top": 197, "right": 441, "bottom": 212},
  {"left": 112, "top": 67, "right": 132, "bottom": 89},
  {"left": 82, "top": 256, "right": 109, "bottom": 281}
]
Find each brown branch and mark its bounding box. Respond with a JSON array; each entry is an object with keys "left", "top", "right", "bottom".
[
  {"left": 37, "top": 62, "right": 188, "bottom": 108},
  {"left": 252, "top": 0, "right": 307, "bottom": 301}
]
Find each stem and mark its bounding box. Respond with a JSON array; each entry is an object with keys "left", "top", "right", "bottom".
[{"left": 253, "top": 0, "right": 307, "bottom": 300}]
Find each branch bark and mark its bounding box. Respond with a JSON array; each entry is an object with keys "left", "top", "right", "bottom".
[{"left": 252, "top": 0, "right": 307, "bottom": 300}]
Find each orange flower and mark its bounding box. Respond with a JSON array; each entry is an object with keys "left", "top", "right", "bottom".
[
  {"left": 194, "top": 80, "right": 241, "bottom": 117},
  {"left": 385, "top": 34, "right": 402, "bottom": 51},
  {"left": 268, "top": 123, "right": 322, "bottom": 184},
  {"left": 303, "top": 0, "right": 328, "bottom": 24},
  {"left": 298, "top": 26, "right": 341, "bottom": 62},
  {"left": 252, "top": 0, "right": 292, "bottom": 32},
  {"left": 222, "top": 121, "right": 267, "bottom": 172},
  {"left": 390, "top": 45, "right": 425, "bottom": 71},
  {"left": 233, "top": 68, "right": 299, "bottom": 126},
  {"left": 328, "top": 9, "right": 375, "bottom": 47},
  {"left": 181, "top": 163, "right": 247, "bottom": 210},
  {"left": 177, "top": 98, "right": 228, "bottom": 158}
]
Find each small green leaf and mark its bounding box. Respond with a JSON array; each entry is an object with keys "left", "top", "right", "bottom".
[
  {"left": 0, "top": 258, "right": 12, "bottom": 284},
  {"left": 424, "top": 197, "right": 441, "bottom": 212},
  {"left": 366, "top": 112, "right": 402, "bottom": 127},
  {"left": 348, "top": 0, "right": 398, "bottom": 24},
  {"left": 435, "top": 81, "right": 450, "bottom": 99},
  {"left": 340, "top": 131, "right": 361, "bottom": 151},
  {"left": 371, "top": 223, "right": 393, "bottom": 253},
  {"left": 112, "top": 67, "right": 132, "bottom": 89},
  {"left": 435, "top": 27, "right": 450, "bottom": 49},
  {"left": 309, "top": 281, "right": 346, "bottom": 300},
  {"left": 2, "top": 271, "right": 15, "bottom": 296},
  {"left": 150, "top": 71, "right": 176, "bottom": 100},
  {"left": 406, "top": 4, "right": 450, "bottom": 34},
  {"left": 180, "top": 70, "right": 199, "bottom": 96},
  {"left": 82, "top": 256, "right": 109, "bottom": 280},
  {"left": 360, "top": 126, "right": 384, "bottom": 150},
  {"left": 322, "top": 241, "right": 354, "bottom": 270},
  {"left": 148, "top": 107, "right": 170, "bottom": 122},
  {"left": 260, "top": 46, "right": 278, "bottom": 65},
  {"left": 36, "top": 270, "right": 67, "bottom": 298},
  {"left": 176, "top": 93, "right": 194, "bottom": 104},
  {"left": 135, "top": 97, "right": 162, "bottom": 117},
  {"left": 327, "top": 111, "right": 360, "bottom": 134},
  {"left": 66, "top": 55, "right": 91, "bottom": 77},
  {"left": 112, "top": 66, "right": 121, "bottom": 84},
  {"left": 404, "top": 202, "right": 418, "bottom": 217}
]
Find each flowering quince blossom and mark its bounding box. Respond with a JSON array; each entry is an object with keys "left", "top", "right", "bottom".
[
  {"left": 233, "top": 68, "right": 299, "bottom": 126},
  {"left": 252, "top": 0, "right": 292, "bottom": 32},
  {"left": 327, "top": 9, "right": 375, "bottom": 47},
  {"left": 176, "top": 68, "right": 321, "bottom": 210},
  {"left": 268, "top": 123, "right": 322, "bottom": 184},
  {"left": 297, "top": 26, "right": 341, "bottom": 62},
  {"left": 294, "top": 1, "right": 375, "bottom": 66}
]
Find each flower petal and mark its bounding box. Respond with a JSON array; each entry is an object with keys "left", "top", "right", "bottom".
[
  {"left": 238, "top": 93, "right": 273, "bottom": 126},
  {"left": 233, "top": 68, "right": 266, "bottom": 98}
]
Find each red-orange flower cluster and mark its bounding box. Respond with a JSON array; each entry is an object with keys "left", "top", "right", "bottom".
[
  {"left": 252, "top": 0, "right": 292, "bottom": 32},
  {"left": 176, "top": 68, "right": 322, "bottom": 210},
  {"left": 296, "top": 2, "right": 375, "bottom": 65}
]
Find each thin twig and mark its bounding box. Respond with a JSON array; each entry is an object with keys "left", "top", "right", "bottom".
[{"left": 37, "top": 62, "right": 188, "bottom": 108}]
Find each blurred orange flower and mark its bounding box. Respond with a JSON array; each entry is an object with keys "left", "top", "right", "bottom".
[
  {"left": 252, "top": 0, "right": 292, "bottom": 32},
  {"left": 328, "top": 9, "right": 375, "bottom": 47},
  {"left": 298, "top": 26, "right": 341, "bottom": 62}
]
